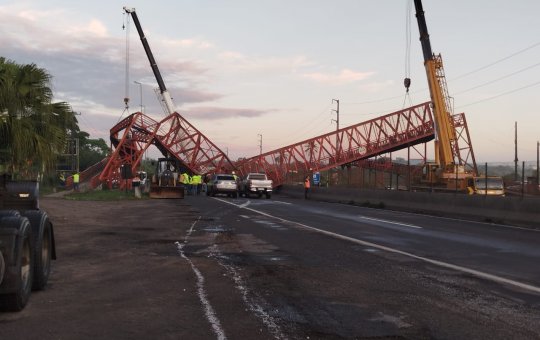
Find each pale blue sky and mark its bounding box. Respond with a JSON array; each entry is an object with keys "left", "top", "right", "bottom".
[{"left": 1, "top": 0, "right": 539, "bottom": 162}]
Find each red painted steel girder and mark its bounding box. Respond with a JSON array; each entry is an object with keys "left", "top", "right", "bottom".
[
  {"left": 66, "top": 156, "right": 109, "bottom": 189},
  {"left": 451, "top": 113, "right": 478, "bottom": 175},
  {"left": 99, "top": 112, "right": 157, "bottom": 188},
  {"left": 155, "top": 112, "right": 233, "bottom": 175},
  {"left": 99, "top": 111, "right": 233, "bottom": 188},
  {"left": 235, "top": 102, "right": 435, "bottom": 186}
]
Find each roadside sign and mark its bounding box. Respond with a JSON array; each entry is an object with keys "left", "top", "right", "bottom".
[{"left": 313, "top": 172, "right": 320, "bottom": 185}]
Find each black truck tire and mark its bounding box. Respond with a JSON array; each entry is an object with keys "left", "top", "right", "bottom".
[
  {"left": 22, "top": 210, "right": 54, "bottom": 291},
  {"left": 0, "top": 250, "right": 5, "bottom": 286},
  {"left": 0, "top": 211, "right": 21, "bottom": 288},
  {"left": 0, "top": 216, "right": 34, "bottom": 312},
  {"left": 0, "top": 210, "right": 21, "bottom": 218}
]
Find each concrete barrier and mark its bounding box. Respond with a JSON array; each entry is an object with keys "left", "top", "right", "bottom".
[{"left": 278, "top": 185, "right": 540, "bottom": 229}]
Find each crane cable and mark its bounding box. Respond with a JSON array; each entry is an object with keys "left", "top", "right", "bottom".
[
  {"left": 118, "top": 11, "right": 131, "bottom": 122},
  {"left": 123, "top": 10, "right": 130, "bottom": 110},
  {"left": 402, "top": 0, "right": 413, "bottom": 108}
]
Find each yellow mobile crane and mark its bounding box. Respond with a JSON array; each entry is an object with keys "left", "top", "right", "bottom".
[{"left": 413, "top": 0, "right": 478, "bottom": 191}]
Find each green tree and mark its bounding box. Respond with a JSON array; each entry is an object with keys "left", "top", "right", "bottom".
[
  {"left": 74, "top": 131, "right": 110, "bottom": 171},
  {"left": 0, "top": 57, "right": 78, "bottom": 178}
]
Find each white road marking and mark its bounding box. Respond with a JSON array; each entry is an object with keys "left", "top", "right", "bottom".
[
  {"left": 208, "top": 245, "right": 286, "bottom": 340},
  {"left": 239, "top": 200, "right": 251, "bottom": 208},
  {"left": 358, "top": 215, "right": 422, "bottom": 229},
  {"left": 175, "top": 217, "right": 227, "bottom": 340},
  {"left": 356, "top": 204, "right": 540, "bottom": 232},
  {"left": 268, "top": 200, "right": 292, "bottom": 205},
  {"left": 215, "top": 198, "right": 540, "bottom": 295}
]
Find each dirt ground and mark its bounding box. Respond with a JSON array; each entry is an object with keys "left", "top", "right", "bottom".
[{"left": 0, "top": 197, "right": 271, "bottom": 339}]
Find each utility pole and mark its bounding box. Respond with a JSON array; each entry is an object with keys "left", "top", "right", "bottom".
[
  {"left": 331, "top": 99, "right": 340, "bottom": 156},
  {"left": 258, "top": 134, "right": 262, "bottom": 155},
  {"left": 134, "top": 81, "right": 143, "bottom": 113},
  {"left": 514, "top": 121, "right": 518, "bottom": 182},
  {"left": 536, "top": 141, "right": 540, "bottom": 189}
]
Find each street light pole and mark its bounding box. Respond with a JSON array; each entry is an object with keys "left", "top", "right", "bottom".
[
  {"left": 332, "top": 99, "right": 340, "bottom": 157},
  {"left": 134, "top": 81, "right": 143, "bottom": 113},
  {"left": 537, "top": 140, "right": 539, "bottom": 187},
  {"left": 258, "top": 134, "right": 262, "bottom": 155}
]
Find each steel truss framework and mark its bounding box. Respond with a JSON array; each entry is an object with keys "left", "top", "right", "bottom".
[
  {"left": 97, "top": 111, "right": 233, "bottom": 189},
  {"left": 90, "top": 102, "right": 476, "bottom": 189},
  {"left": 236, "top": 102, "right": 438, "bottom": 186}
]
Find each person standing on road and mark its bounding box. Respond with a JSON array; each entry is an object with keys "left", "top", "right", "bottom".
[
  {"left": 193, "top": 174, "right": 202, "bottom": 195},
  {"left": 188, "top": 174, "right": 196, "bottom": 195},
  {"left": 181, "top": 172, "right": 190, "bottom": 195},
  {"left": 304, "top": 175, "right": 311, "bottom": 199},
  {"left": 73, "top": 172, "right": 80, "bottom": 192}
]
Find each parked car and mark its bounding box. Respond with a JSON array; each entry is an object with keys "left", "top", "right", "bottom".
[
  {"left": 206, "top": 174, "right": 238, "bottom": 198},
  {"left": 238, "top": 172, "right": 273, "bottom": 199}
]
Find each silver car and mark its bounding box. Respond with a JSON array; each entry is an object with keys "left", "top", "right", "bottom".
[{"left": 206, "top": 174, "right": 238, "bottom": 198}]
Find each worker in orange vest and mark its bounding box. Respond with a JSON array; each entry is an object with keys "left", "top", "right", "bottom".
[{"left": 304, "top": 175, "right": 311, "bottom": 199}]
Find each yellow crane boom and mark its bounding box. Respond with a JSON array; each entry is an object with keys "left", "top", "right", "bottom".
[{"left": 413, "top": 0, "right": 458, "bottom": 171}]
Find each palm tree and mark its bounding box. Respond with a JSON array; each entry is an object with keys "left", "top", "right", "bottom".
[{"left": 0, "top": 57, "right": 78, "bottom": 178}]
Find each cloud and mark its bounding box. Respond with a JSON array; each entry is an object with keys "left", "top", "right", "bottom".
[
  {"left": 0, "top": 5, "right": 222, "bottom": 114},
  {"left": 171, "top": 89, "right": 223, "bottom": 104},
  {"left": 216, "top": 52, "right": 314, "bottom": 74},
  {"left": 359, "top": 80, "right": 396, "bottom": 93},
  {"left": 302, "top": 68, "right": 374, "bottom": 85},
  {"left": 162, "top": 37, "right": 214, "bottom": 50},
  {"left": 184, "top": 106, "right": 272, "bottom": 120}
]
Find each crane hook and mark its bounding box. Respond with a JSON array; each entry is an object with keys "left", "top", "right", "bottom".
[{"left": 404, "top": 77, "right": 411, "bottom": 93}]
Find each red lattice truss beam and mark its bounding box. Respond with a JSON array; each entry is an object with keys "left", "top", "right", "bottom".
[
  {"left": 235, "top": 102, "right": 436, "bottom": 186},
  {"left": 94, "top": 102, "right": 476, "bottom": 189},
  {"left": 98, "top": 111, "right": 233, "bottom": 188}
]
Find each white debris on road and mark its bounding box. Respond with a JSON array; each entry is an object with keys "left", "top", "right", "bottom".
[{"left": 175, "top": 217, "right": 227, "bottom": 340}]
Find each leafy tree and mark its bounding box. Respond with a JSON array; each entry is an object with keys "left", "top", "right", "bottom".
[
  {"left": 0, "top": 57, "right": 78, "bottom": 178},
  {"left": 73, "top": 131, "right": 110, "bottom": 171}
]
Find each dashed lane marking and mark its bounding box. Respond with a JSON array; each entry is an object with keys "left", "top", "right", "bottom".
[
  {"left": 358, "top": 215, "right": 422, "bottom": 229},
  {"left": 214, "top": 197, "right": 540, "bottom": 295}
]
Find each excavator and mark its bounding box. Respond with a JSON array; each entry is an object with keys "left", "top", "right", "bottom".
[{"left": 413, "top": 0, "right": 502, "bottom": 194}]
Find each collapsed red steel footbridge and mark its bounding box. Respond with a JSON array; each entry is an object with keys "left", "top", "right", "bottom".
[
  {"left": 88, "top": 101, "right": 475, "bottom": 189},
  {"left": 97, "top": 111, "right": 234, "bottom": 188},
  {"left": 236, "top": 102, "right": 435, "bottom": 185}
]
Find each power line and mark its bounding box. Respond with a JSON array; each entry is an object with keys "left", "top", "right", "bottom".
[
  {"left": 343, "top": 41, "right": 540, "bottom": 106},
  {"left": 281, "top": 103, "right": 332, "bottom": 144},
  {"left": 453, "top": 61, "right": 540, "bottom": 96},
  {"left": 451, "top": 41, "right": 540, "bottom": 81},
  {"left": 456, "top": 80, "right": 540, "bottom": 109}
]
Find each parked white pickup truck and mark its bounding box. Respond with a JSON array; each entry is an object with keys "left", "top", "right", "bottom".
[{"left": 239, "top": 173, "right": 273, "bottom": 199}]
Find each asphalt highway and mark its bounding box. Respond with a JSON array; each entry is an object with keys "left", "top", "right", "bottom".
[
  {"left": 1, "top": 194, "right": 539, "bottom": 339},
  {"left": 184, "top": 192, "right": 540, "bottom": 339}
]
